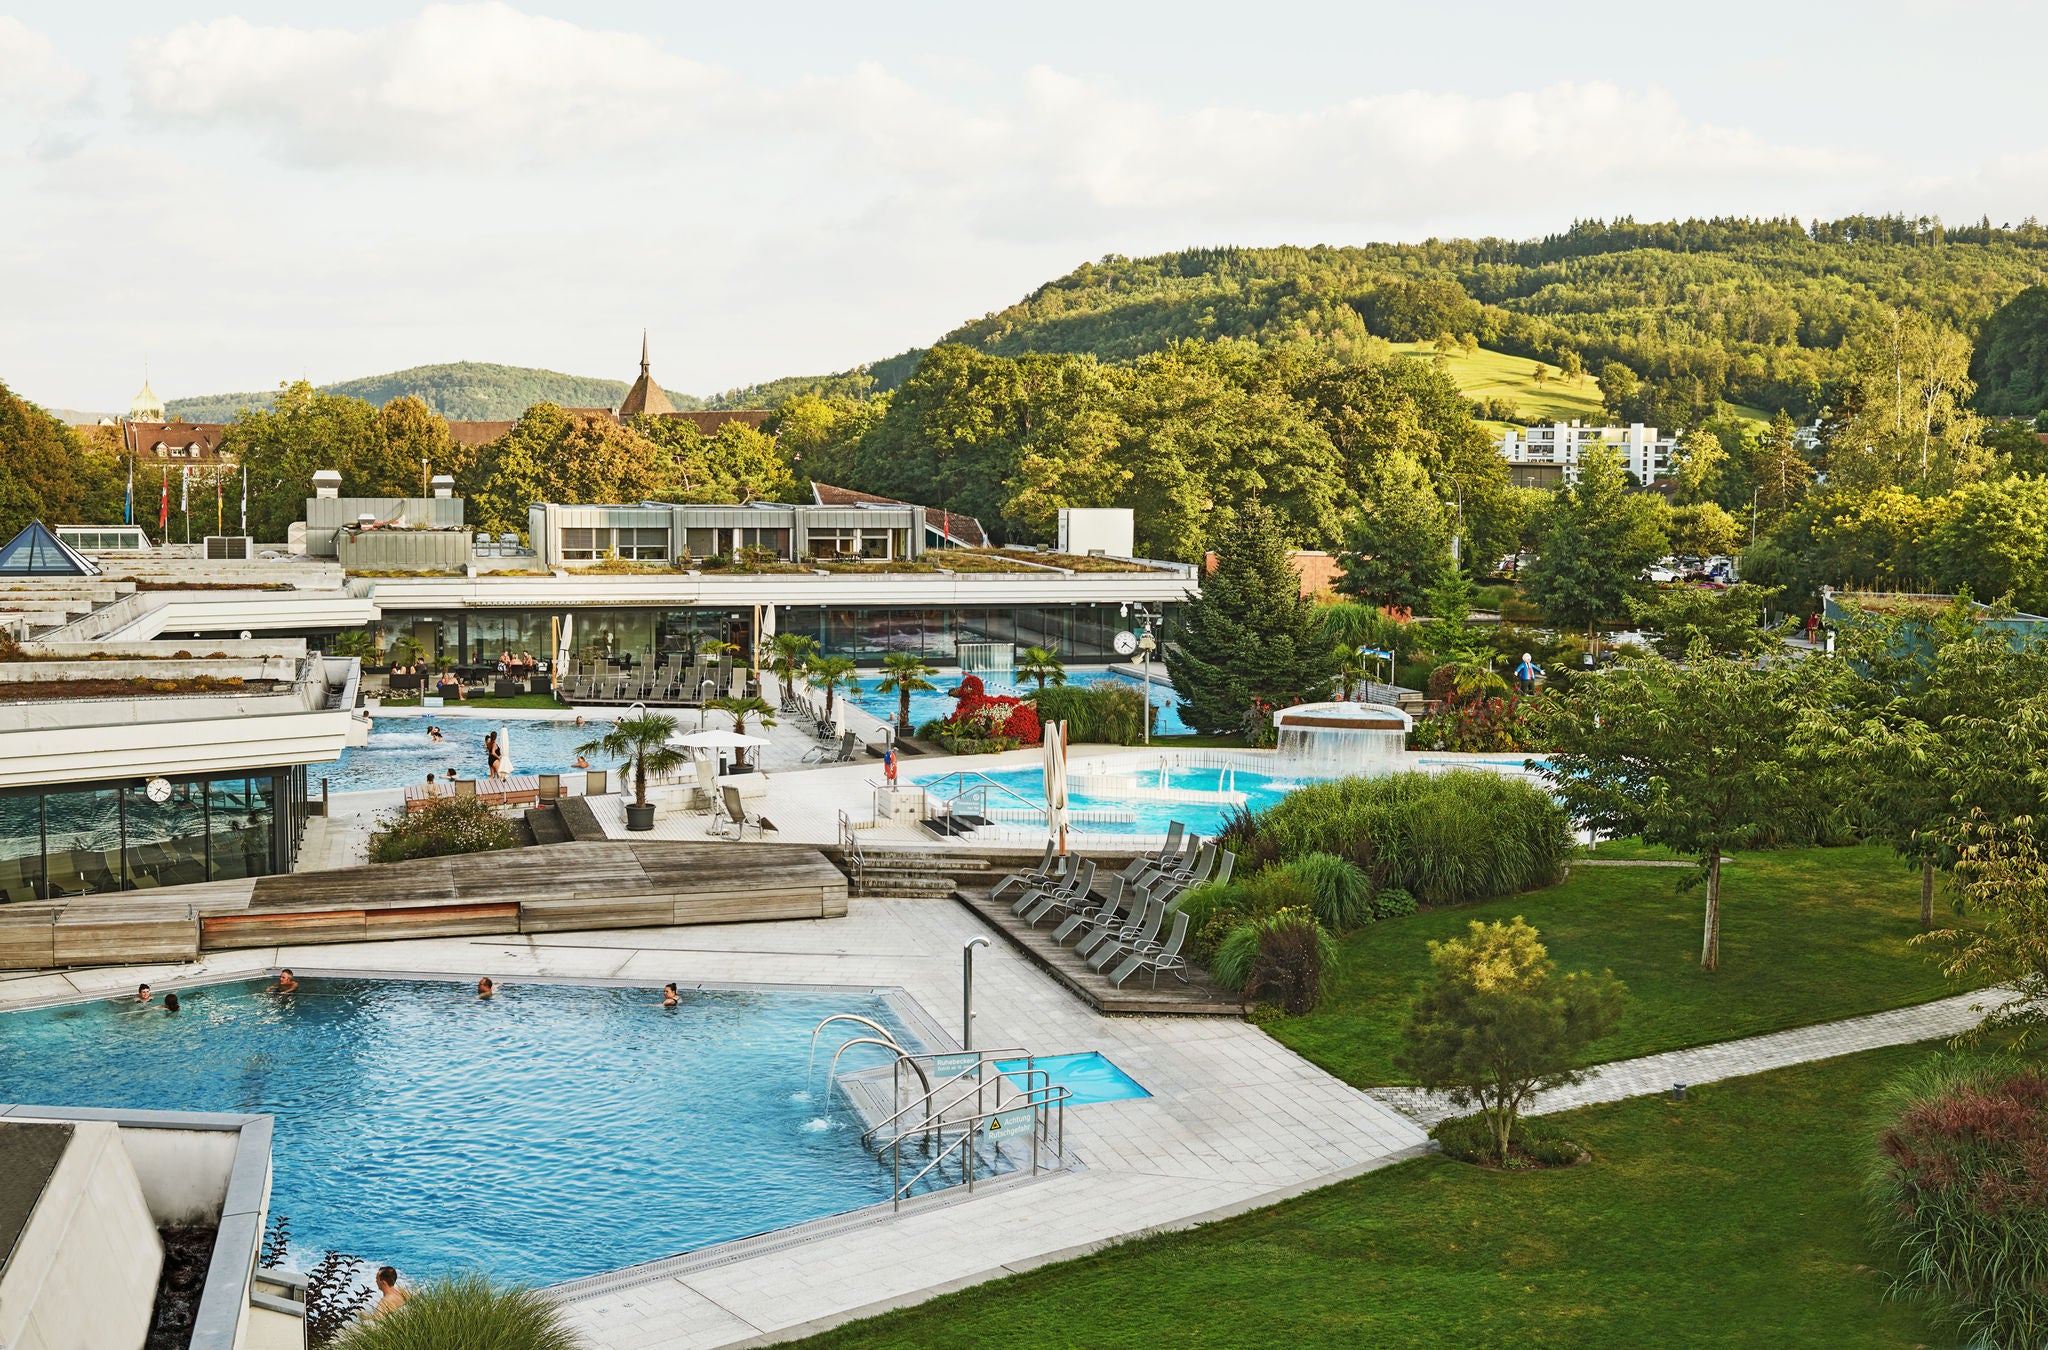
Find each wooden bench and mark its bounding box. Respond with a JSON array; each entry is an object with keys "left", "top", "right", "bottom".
[{"left": 0, "top": 905, "right": 59, "bottom": 969}]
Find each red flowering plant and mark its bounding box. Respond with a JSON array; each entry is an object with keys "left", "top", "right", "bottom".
[
  {"left": 1409, "top": 665, "right": 1542, "bottom": 753},
  {"left": 930, "top": 674, "right": 1042, "bottom": 751}
]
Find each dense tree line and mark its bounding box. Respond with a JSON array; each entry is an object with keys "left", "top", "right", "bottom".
[
  {"left": 168, "top": 362, "right": 659, "bottom": 424},
  {"left": 783, "top": 338, "right": 1519, "bottom": 562},
  {"left": 0, "top": 382, "right": 123, "bottom": 542}
]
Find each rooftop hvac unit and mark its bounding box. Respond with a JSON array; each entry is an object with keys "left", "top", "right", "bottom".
[{"left": 205, "top": 535, "right": 255, "bottom": 560}]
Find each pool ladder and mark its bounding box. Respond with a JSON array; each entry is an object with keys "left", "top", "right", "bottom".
[{"left": 859, "top": 1047, "right": 1071, "bottom": 1208}]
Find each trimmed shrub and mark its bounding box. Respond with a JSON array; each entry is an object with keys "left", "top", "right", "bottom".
[
  {"left": 1868, "top": 1057, "right": 2048, "bottom": 1349},
  {"left": 1029, "top": 683, "right": 1150, "bottom": 745},
  {"left": 338, "top": 1272, "right": 583, "bottom": 1348},
  {"left": 1212, "top": 908, "right": 1340, "bottom": 1014},
  {"left": 1173, "top": 879, "right": 1253, "bottom": 960},
  {"left": 367, "top": 797, "right": 516, "bottom": 864},
  {"left": 1277, "top": 852, "right": 1374, "bottom": 932},
  {"left": 1431, "top": 1112, "right": 1587, "bottom": 1169},
  {"left": 1237, "top": 770, "right": 1572, "bottom": 906}
]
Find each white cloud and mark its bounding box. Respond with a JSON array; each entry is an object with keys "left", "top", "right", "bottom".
[
  {"left": 0, "top": 18, "right": 89, "bottom": 116},
  {"left": 130, "top": 3, "right": 731, "bottom": 165}
]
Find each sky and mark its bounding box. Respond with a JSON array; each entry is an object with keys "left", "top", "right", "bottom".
[{"left": 7, "top": 0, "right": 2048, "bottom": 413}]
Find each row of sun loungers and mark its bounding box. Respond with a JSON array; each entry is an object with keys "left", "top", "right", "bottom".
[{"left": 988, "top": 824, "right": 1233, "bottom": 989}]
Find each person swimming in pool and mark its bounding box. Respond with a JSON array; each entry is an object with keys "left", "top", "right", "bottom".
[
  {"left": 372, "top": 1267, "right": 407, "bottom": 1318},
  {"left": 162, "top": 992, "right": 181, "bottom": 1014},
  {"left": 134, "top": 983, "right": 153, "bottom": 1004},
  {"left": 573, "top": 754, "right": 589, "bottom": 769},
  {"left": 268, "top": 969, "right": 298, "bottom": 995},
  {"left": 662, "top": 982, "right": 679, "bottom": 1007},
  {"left": 426, "top": 725, "right": 444, "bottom": 743},
  {"left": 477, "top": 976, "right": 495, "bottom": 999}
]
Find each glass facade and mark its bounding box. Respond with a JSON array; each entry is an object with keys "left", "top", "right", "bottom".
[
  {"left": 0, "top": 767, "right": 306, "bottom": 901},
  {"left": 362, "top": 602, "right": 1168, "bottom": 673}
]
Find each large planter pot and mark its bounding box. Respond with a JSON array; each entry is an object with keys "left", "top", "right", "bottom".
[{"left": 625, "top": 802, "right": 657, "bottom": 831}]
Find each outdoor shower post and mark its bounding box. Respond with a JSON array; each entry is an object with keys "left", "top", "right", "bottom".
[{"left": 963, "top": 937, "right": 989, "bottom": 1050}]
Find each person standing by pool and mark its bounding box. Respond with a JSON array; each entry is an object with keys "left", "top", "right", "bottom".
[
  {"left": 477, "top": 976, "right": 496, "bottom": 999},
  {"left": 372, "top": 1267, "right": 407, "bottom": 1318},
  {"left": 1514, "top": 653, "right": 1543, "bottom": 694},
  {"left": 484, "top": 731, "right": 503, "bottom": 780}
]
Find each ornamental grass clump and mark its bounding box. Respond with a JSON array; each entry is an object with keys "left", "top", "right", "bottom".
[
  {"left": 1244, "top": 770, "right": 1572, "bottom": 905},
  {"left": 1028, "top": 683, "right": 1149, "bottom": 744},
  {"left": 1282, "top": 851, "right": 1374, "bottom": 931},
  {"left": 1210, "top": 908, "right": 1341, "bottom": 1014},
  {"left": 1867, "top": 1057, "right": 2048, "bottom": 1350},
  {"left": 339, "top": 1273, "right": 584, "bottom": 1350}
]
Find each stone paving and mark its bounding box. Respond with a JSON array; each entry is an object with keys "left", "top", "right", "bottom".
[{"left": 1367, "top": 985, "right": 2019, "bottom": 1128}]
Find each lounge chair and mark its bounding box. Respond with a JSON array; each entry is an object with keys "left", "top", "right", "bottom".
[
  {"left": 1108, "top": 911, "right": 1192, "bottom": 987},
  {"left": 1118, "top": 830, "right": 1198, "bottom": 888},
  {"left": 802, "top": 730, "right": 858, "bottom": 764},
  {"left": 1010, "top": 857, "right": 1092, "bottom": 920},
  {"left": 719, "top": 785, "right": 766, "bottom": 840},
  {"left": 536, "top": 773, "right": 560, "bottom": 803},
  {"left": 454, "top": 778, "right": 477, "bottom": 800},
  {"left": 1051, "top": 875, "right": 1131, "bottom": 944},
  {"left": 1087, "top": 898, "right": 1166, "bottom": 971},
  {"left": 585, "top": 768, "right": 608, "bottom": 796},
  {"left": 990, "top": 841, "right": 1059, "bottom": 899},
  {"left": 1074, "top": 881, "right": 1159, "bottom": 958},
  {"left": 1020, "top": 859, "right": 1098, "bottom": 926}
]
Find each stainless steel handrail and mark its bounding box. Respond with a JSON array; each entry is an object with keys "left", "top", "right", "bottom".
[
  {"left": 888, "top": 1072, "right": 1069, "bottom": 1208},
  {"left": 862, "top": 1046, "right": 1034, "bottom": 1148},
  {"left": 923, "top": 770, "right": 1046, "bottom": 825}
]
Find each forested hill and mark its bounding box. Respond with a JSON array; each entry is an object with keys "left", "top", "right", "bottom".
[
  {"left": 761, "top": 215, "right": 2048, "bottom": 424},
  {"left": 165, "top": 361, "right": 685, "bottom": 422}
]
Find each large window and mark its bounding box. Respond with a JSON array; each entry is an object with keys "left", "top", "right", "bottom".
[
  {"left": 619, "top": 527, "right": 670, "bottom": 561},
  {"left": 561, "top": 526, "right": 671, "bottom": 562},
  {"left": 0, "top": 770, "right": 300, "bottom": 902},
  {"left": 562, "top": 527, "right": 603, "bottom": 561}
]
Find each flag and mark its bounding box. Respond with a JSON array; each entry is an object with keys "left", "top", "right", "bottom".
[
  {"left": 240, "top": 466, "right": 247, "bottom": 535},
  {"left": 180, "top": 465, "right": 188, "bottom": 513},
  {"left": 215, "top": 471, "right": 223, "bottom": 534},
  {"left": 124, "top": 460, "right": 133, "bottom": 525},
  {"left": 159, "top": 470, "right": 168, "bottom": 529}
]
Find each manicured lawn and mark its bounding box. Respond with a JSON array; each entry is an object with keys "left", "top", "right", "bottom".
[
  {"left": 1268, "top": 844, "right": 1969, "bottom": 1087},
  {"left": 1390, "top": 341, "right": 1772, "bottom": 428},
  {"left": 793, "top": 1041, "right": 1942, "bottom": 1348}
]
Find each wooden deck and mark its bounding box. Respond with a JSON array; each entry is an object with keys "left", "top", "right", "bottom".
[
  {"left": 0, "top": 841, "right": 849, "bottom": 970},
  {"left": 954, "top": 884, "right": 1242, "bottom": 1018}
]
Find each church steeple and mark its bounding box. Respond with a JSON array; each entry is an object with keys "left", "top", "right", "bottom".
[{"left": 618, "top": 330, "right": 676, "bottom": 418}]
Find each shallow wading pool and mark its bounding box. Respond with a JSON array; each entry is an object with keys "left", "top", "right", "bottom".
[{"left": 0, "top": 975, "right": 924, "bottom": 1285}]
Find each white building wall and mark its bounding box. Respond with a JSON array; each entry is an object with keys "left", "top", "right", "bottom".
[
  {"left": 1497, "top": 421, "right": 1675, "bottom": 485},
  {"left": 0, "top": 1122, "right": 163, "bottom": 1350}
]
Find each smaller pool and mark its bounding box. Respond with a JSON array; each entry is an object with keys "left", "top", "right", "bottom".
[{"left": 994, "top": 1051, "right": 1150, "bottom": 1105}]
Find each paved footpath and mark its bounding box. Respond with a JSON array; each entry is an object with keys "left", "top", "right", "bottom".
[{"left": 1369, "top": 986, "right": 2018, "bottom": 1127}]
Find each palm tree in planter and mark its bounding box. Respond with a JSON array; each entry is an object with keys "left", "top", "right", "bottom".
[
  {"left": 706, "top": 696, "right": 777, "bottom": 769},
  {"left": 579, "top": 712, "right": 686, "bottom": 830},
  {"left": 875, "top": 653, "right": 938, "bottom": 737},
  {"left": 809, "top": 655, "right": 861, "bottom": 722},
  {"left": 762, "top": 632, "right": 818, "bottom": 698},
  {"left": 328, "top": 629, "right": 377, "bottom": 661},
  {"left": 1016, "top": 644, "right": 1065, "bottom": 691}
]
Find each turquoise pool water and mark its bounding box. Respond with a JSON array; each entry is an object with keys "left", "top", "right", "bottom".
[
  {"left": 844, "top": 669, "right": 1192, "bottom": 738},
  {"left": 323, "top": 718, "right": 615, "bottom": 793},
  {"left": 994, "top": 1052, "right": 1150, "bottom": 1106},
  {"left": 0, "top": 976, "right": 917, "bottom": 1285},
  {"left": 917, "top": 762, "right": 1303, "bottom": 836}
]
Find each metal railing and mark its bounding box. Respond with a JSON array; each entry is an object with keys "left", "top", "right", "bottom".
[
  {"left": 921, "top": 770, "right": 1046, "bottom": 833},
  {"left": 861, "top": 1048, "right": 1070, "bottom": 1207},
  {"left": 838, "top": 808, "right": 864, "bottom": 889}
]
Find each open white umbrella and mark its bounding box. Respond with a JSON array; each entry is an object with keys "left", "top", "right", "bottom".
[{"left": 1043, "top": 719, "right": 1069, "bottom": 854}]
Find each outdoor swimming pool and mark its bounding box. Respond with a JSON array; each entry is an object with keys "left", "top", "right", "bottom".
[
  {"left": 918, "top": 760, "right": 1304, "bottom": 837},
  {"left": 323, "top": 718, "right": 615, "bottom": 793},
  {"left": 0, "top": 976, "right": 919, "bottom": 1285},
  {"left": 995, "top": 1052, "right": 1150, "bottom": 1106},
  {"left": 844, "top": 668, "right": 1193, "bottom": 738}
]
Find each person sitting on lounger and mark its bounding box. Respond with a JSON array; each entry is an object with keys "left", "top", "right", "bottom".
[
  {"left": 477, "top": 976, "right": 495, "bottom": 999},
  {"left": 269, "top": 969, "right": 298, "bottom": 995},
  {"left": 662, "top": 982, "right": 679, "bottom": 1007}
]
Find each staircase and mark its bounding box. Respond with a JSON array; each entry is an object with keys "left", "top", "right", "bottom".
[{"left": 846, "top": 848, "right": 990, "bottom": 899}]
